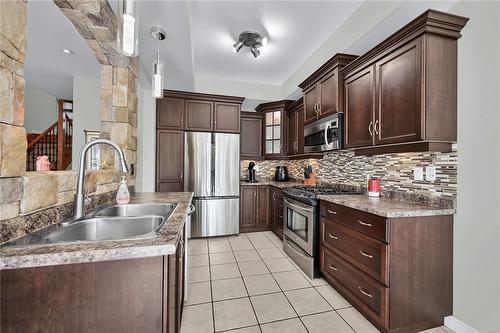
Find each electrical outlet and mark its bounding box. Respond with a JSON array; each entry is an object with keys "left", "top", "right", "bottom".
[
  {"left": 426, "top": 165, "right": 436, "bottom": 181},
  {"left": 413, "top": 167, "right": 424, "bottom": 181}
]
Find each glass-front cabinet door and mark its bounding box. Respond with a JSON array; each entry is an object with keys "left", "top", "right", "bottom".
[{"left": 264, "top": 110, "right": 281, "bottom": 155}]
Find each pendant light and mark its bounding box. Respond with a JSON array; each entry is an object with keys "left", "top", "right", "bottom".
[
  {"left": 117, "top": 0, "right": 138, "bottom": 57},
  {"left": 151, "top": 27, "right": 166, "bottom": 99}
]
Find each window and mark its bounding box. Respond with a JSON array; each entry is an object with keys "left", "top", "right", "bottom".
[{"left": 265, "top": 110, "right": 281, "bottom": 154}]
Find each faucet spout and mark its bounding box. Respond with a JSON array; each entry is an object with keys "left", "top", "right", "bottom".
[{"left": 73, "top": 139, "right": 128, "bottom": 219}]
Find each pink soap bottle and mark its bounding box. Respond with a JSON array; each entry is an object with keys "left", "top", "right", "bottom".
[{"left": 116, "top": 176, "right": 130, "bottom": 204}]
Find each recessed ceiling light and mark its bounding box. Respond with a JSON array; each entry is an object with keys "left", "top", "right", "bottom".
[{"left": 61, "top": 49, "right": 74, "bottom": 55}]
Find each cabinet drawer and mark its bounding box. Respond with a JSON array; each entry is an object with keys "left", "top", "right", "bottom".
[
  {"left": 321, "top": 218, "right": 389, "bottom": 285},
  {"left": 320, "top": 201, "right": 388, "bottom": 242},
  {"left": 320, "top": 246, "right": 388, "bottom": 320}
]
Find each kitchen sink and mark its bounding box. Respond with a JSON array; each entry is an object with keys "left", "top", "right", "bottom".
[{"left": 1, "top": 202, "right": 179, "bottom": 247}]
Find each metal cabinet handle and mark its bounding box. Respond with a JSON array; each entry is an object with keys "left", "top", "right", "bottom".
[
  {"left": 187, "top": 204, "right": 196, "bottom": 216},
  {"left": 328, "top": 264, "right": 338, "bottom": 271},
  {"left": 358, "top": 287, "right": 373, "bottom": 298},
  {"left": 318, "top": 101, "right": 321, "bottom": 113},
  {"left": 359, "top": 249, "right": 373, "bottom": 259},
  {"left": 374, "top": 120, "right": 379, "bottom": 135},
  {"left": 284, "top": 198, "right": 313, "bottom": 212},
  {"left": 368, "top": 121, "right": 373, "bottom": 136},
  {"left": 327, "top": 209, "right": 337, "bottom": 215},
  {"left": 358, "top": 220, "right": 372, "bottom": 227},
  {"left": 328, "top": 233, "right": 338, "bottom": 240}
]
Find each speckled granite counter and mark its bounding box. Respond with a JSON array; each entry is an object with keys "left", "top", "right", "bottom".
[
  {"left": 240, "top": 180, "right": 304, "bottom": 188},
  {"left": 0, "top": 192, "right": 193, "bottom": 270},
  {"left": 317, "top": 194, "right": 455, "bottom": 218}
]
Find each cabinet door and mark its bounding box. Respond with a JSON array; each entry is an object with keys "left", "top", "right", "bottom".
[
  {"left": 167, "top": 253, "right": 177, "bottom": 333},
  {"left": 240, "top": 186, "right": 257, "bottom": 229},
  {"left": 256, "top": 186, "right": 269, "bottom": 227},
  {"left": 274, "top": 190, "right": 284, "bottom": 238},
  {"left": 176, "top": 236, "right": 185, "bottom": 333},
  {"left": 296, "top": 108, "right": 304, "bottom": 154},
  {"left": 214, "top": 102, "right": 240, "bottom": 133},
  {"left": 304, "top": 85, "right": 319, "bottom": 124},
  {"left": 185, "top": 100, "right": 213, "bottom": 131},
  {"left": 157, "top": 97, "right": 185, "bottom": 130},
  {"left": 157, "top": 130, "right": 184, "bottom": 191},
  {"left": 318, "top": 70, "right": 338, "bottom": 117},
  {"left": 286, "top": 111, "right": 298, "bottom": 155},
  {"left": 375, "top": 38, "right": 422, "bottom": 145},
  {"left": 269, "top": 188, "right": 276, "bottom": 231},
  {"left": 345, "top": 66, "right": 375, "bottom": 148},
  {"left": 263, "top": 110, "right": 283, "bottom": 156},
  {"left": 158, "top": 182, "right": 183, "bottom": 192},
  {"left": 241, "top": 116, "right": 262, "bottom": 158}
]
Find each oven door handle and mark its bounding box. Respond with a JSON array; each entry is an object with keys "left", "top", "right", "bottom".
[{"left": 284, "top": 198, "right": 313, "bottom": 213}]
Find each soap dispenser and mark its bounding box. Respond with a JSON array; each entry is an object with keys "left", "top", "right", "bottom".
[{"left": 116, "top": 176, "right": 130, "bottom": 204}]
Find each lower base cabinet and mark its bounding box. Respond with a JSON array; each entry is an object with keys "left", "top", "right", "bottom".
[
  {"left": 319, "top": 200, "right": 453, "bottom": 333},
  {"left": 1, "top": 235, "right": 186, "bottom": 333},
  {"left": 269, "top": 187, "right": 284, "bottom": 238}
]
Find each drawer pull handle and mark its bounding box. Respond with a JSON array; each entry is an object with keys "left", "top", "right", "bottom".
[
  {"left": 328, "top": 233, "right": 338, "bottom": 240},
  {"left": 358, "top": 287, "right": 373, "bottom": 298},
  {"left": 328, "top": 265, "right": 338, "bottom": 271},
  {"left": 359, "top": 249, "right": 373, "bottom": 259},
  {"left": 358, "top": 220, "right": 372, "bottom": 227},
  {"left": 327, "top": 209, "right": 337, "bottom": 215}
]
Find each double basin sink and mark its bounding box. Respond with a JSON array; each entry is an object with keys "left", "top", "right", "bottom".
[{"left": 2, "top": 203, "right": 178, "bottom": 247}]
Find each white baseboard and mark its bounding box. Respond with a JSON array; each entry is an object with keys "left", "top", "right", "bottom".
[{"left": 445, "top": 316, "right": 480, "bottom": 333}]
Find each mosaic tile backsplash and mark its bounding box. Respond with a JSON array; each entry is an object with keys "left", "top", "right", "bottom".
[{"left": 241, "top": 150, "right": 457, "bottom": 199}]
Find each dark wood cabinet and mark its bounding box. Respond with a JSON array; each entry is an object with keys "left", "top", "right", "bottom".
[
  {"left": 1, "top": 249, "right": 187, "bottom": 333},
  {"left": 269, "top": 187, "right": 284, "bottom": 238},
  {"left": 214, "top": 102, "right": 240, "bottom": 133},
  {"left": 157, "top": 97, "right": 185, "bottom": 130},
  {"left": 342, "top": 10, "right": 468, "bottom": 155},
  {"left": 286, "top": 98, "right": 304, "bottom": 156},
  {"left": 344, "top": 66, "right": 375, "bottom": 148},
  {"left": 240, "top": 185, "right": 270, "bottom": 232},
  {"left": 241, "top": 112, "right": 263, "bottom": 159},
  {"left": 299, "top": 54, "right": 358, "bottom": 125},
  {"left": 156, "top": 130, "right": 184, "bottom": 192},
  {"left": 185, "top": 99, "right": 213, "bottom": 131},
  {"left": 256, "top": 100, "right": 292, "bottom": 158},
  {"left": 319, "top": 200, "right": 453, "bottom": 333}
]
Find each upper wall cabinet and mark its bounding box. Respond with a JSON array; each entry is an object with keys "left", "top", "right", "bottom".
[
  {"left": 342, "top": 10, "right": 469, "bottom": 155},
  {"left": 299, "top": 54, "right": 358, "bottom": 125},
  {"left": 256, "top": 100, "right": 293, "bottom": 159},
  {"left": 286, "top": 98, "right": 304, "bottom": 156},
  {"left": 241, "top": 112, "right": 263, "bottom": 160},
  {"left": 157, "top": 90, "right": 244, "bottom": 133}
]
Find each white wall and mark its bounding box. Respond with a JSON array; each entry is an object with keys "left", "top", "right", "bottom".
[
  {"left": 449, "top": 2, "right": 500, "bottom": 332},
  {"left": 136, "top": 85, "right": 156, "bottom": 192},
  {"left": 72, "top": 77, "right": 101, "bottom": 170},
  {"left": 24, "top": 84, "right": 59, "bottom": 133}
]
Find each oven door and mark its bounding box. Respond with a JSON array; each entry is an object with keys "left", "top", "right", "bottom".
[{"left": 283, "top": 197, "right": 315, "bottom": 256}]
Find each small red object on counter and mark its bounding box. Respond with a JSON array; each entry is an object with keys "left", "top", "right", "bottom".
[{"left": 367, "top": 178, "right": 380, "bottom": 197}]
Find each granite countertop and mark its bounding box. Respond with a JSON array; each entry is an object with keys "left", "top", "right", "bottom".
[
  {"left": 0, "top": 192, "right": 193, "bottom": 270},
  {"left": 317, "top": 194, "right": 455, "bottom": 218},
  {"left": 240, "top": 180, "right": 304, "bottom": 188}
]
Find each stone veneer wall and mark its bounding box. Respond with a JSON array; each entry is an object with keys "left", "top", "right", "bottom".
[{"left": 241, "top": 149, "right": 457, "bottom": 199}]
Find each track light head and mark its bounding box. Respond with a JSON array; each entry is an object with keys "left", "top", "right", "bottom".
[
  {"left": 250, "top": 46, "right": 260, "bottom": 58},
  {"left": 233, "top": 40, "right": 244, "bottom": 53}
]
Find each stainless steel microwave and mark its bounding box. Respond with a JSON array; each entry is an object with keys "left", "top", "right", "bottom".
[{"left": 304, "top": 113, "right": 343, "bottom": 153}]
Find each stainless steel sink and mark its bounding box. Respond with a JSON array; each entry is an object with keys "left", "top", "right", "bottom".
[{"left": 1, "top": 202, "right": 179, "bottom": 247}]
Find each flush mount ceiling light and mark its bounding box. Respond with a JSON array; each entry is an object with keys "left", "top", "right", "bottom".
[
  {"left": 151, "top": 27, "right": 166, "bottom": 99},
  {"left": 232, "top": 31, "right": 267, "bottom": 58},
  {"left": 61, "top": 48, "right": 74, "bottom": 55}
]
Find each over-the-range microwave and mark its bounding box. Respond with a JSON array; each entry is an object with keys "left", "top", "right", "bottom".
[{"left": 304, "top": 113, "right": 344, "bottom": 153}]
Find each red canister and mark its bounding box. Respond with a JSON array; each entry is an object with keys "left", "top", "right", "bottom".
[{"left": 368, "top": 178, "right": 380, "bottom": 197}]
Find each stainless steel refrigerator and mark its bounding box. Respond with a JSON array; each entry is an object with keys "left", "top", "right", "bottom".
[{"left": 185, "top": 132, "right": 240, "bottom": 237}]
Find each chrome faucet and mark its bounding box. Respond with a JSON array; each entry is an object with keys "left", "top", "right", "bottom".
[{"left": 73, "top": 139, "right": 128, "bottom": 219}]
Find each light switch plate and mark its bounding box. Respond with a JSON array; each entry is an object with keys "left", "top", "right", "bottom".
[
  {"left": 426, "top": 165, "right": 436, "bottom": 181},
  {"left": 413, "top": 167, "right": 424, "bottom": 181}
]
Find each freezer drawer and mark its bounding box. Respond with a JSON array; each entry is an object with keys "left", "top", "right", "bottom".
[{"left": 190, "top": 198, "right": 239, "bottom": 237}]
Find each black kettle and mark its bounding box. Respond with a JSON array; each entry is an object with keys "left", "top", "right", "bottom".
[{"left": 275, "top": 166, "right": 289, "bottom": 181}]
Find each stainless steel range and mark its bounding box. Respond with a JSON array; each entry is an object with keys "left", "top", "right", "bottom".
[{"left": 282, "top": 185, "right": 359, "bottom": 278}]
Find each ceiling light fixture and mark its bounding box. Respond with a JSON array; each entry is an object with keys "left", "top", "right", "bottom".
[
  {"left": 117, "top": 0, "right": 138, "bottom": 57},
  {"left": 61, "top": 48, "right": 74, "bottom": 55},
  {"left": 232, "top": 31, "right": 266, "bottom": 58},
  {"left": 151, "top": 27, "right": 166, "bottom": 99}
]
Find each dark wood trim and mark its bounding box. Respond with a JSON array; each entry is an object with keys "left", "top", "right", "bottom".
[
  {"left": 353, "top": 141, "right": 453, "bottom": 156},
  {"left": 299, "top": 53, "right": 358, "bottom": 89},
  {"left": 240, "top": 226, "right": 271, "bottom": 233},
  {"left": 241, "top": 111, "right": 263, "bottom": 119},
  {"left": 255, "top": 100, "right": 293, "bottom": 113},
  {"left": 286, "top": 97, "right": 304, "bottom": 113},
  {"left": 163, "top": 90, "right": 245, "bottom": 104},
  {"left": 341, "top": 9, "right": 468, "bottom": 77}
]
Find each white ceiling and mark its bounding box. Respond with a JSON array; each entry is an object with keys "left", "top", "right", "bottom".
[
  {"left": 24, "top": 0, "right": 458, "bottom": 104},
  {"left": 24, "top": 1, "right": 101, "bottom": 99}
]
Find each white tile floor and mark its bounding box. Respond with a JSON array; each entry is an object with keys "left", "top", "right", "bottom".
[{"left": 182, "top": 231, "right": 453, "bottom": 333}]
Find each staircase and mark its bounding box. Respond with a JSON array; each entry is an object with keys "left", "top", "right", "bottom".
[{"left": 26, "top": 100, "right": 73, "bottom": 171}]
